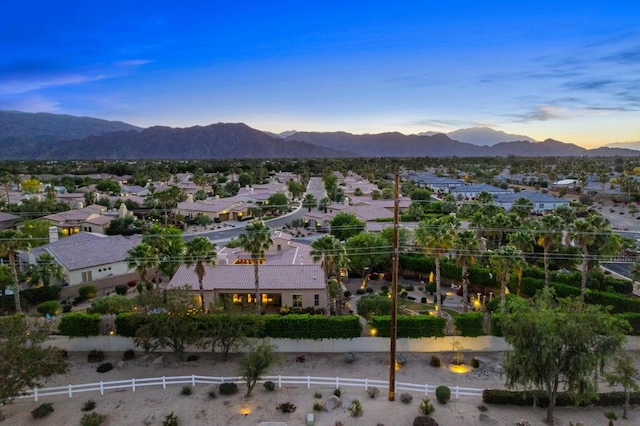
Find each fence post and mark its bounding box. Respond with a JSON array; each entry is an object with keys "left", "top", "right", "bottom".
[
  {"left": 132, "top": 378, "right": 136, "bottom": 392},
  {"left": 425, "top": 384, "right": 428, "bottom": 396},
  {"left": 192, "top": 375, "right": 196, "bottom": 387},
  {"left": 162, "top": 376, "right": 166, "bottom": 389},
  {"left": 68, "top": 384, "right": 73, "bottom": 398},
  {"left": 100, "top": 382, "right": 104, "bottom": 396},
  {"left": 455, "top": 386, "right": 459, "bottom": 399},
  {"left": 278, "top": 375, "right": 282, "bottom": 388},
  {"left": 220, "top": 376, "right": 225, "bottom": 384},
  {"left": 307, "top": 375, "right": 310, "bottom": 389},
  {"left": 335, "top": 377, "right": 339, "bottom": 389},
  {"left": 34, "top": 388, "right": 38, "bottom": 402},
  {"left": 365, "top": 378, "right": 368, "bottom": 391}
]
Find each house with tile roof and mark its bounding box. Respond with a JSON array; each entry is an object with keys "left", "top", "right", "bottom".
[
  {"left": 175, "top": 197, "right": 251, "bottom": 222},
  {"left": 494, "top": 190, "right": 570, "bottom": 212},
  {"left": 42, "top": 204, "right": 118, "bottom": 236},
  {"left": 451, "top": 183, "right": 511, "bottom": 200},
  {"left": 27, "top": 232, "right": 142, "bottom": 286},
  {"left": 0, "top": 212, "right": 20, "bottom": 231}
]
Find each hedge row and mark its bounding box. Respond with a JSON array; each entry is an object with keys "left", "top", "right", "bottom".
[
  {"left": 58, "top": 312, "right": 101, "bottom": 337},
  {"left": 0, "top": 285, "right": 62, "bottom": 312},
  {"left": 453, "top": 312, "right": 484, "bottom": 337},
  {"left": 369, "top": 315, "right": 445, "bottom": 338},
  {"left": 615, "top": 313, "right": 640, "bottom": 336},
  {"left": 483, "top": 389, "right": 640, "bottom": 407}
]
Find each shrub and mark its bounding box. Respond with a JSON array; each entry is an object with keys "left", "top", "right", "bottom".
[
  {"left": 219, "top": 382, "right": 238, "bottom": 395},
  {"left": 208, "top": 388, "right": 217, "bottom": 398},
  {"left": 87, "top": 350, "right": 105, "bottom": 363},
  {"left": 413, "top": 416, "right": 439, "bottom": 426},
  {"left": 123, "top": 349, "right": 135, "bottom": 360},
  {"left": 62, "top": 305, "right": 72, "bottom": 313},
  {"left": 370, "top": 315, "right": 446, "bottom": 338},
  {"left": 420, "top": 398, "right": 435, "bottom": 415},
  {"left": 127, "top": 280, "right": 137, "bottom": 288},
  {"left": 96, "top": 362, "right": 113, "bottom": 373},
  {"left": 313, "top": 401, "right": 323, "bottom": 411},
  {"left": 163, "top": 412, "right": 179, "bottom": 426},
  {"left": 344, "top": 352, "right": 356, "bottom": 363},
  {"left": 277, "top": 402, "right": 296, "bottom": 413},
  {"left": 89, "top": 294, "right": 133, "bottom": 314},
  {"left": 356, "top": 288, "right": 365, "bottom": 295},
  {"left": 400, "top": 393, "right": 413, "bottom": 404},
  {"left": 59, "top": 312, "right": 100, "bottom": 337},
  {"left": 114, "top": 284, "right": 128, "bottom": 295},
  {"left": 21, "top": 285, "right": 62, "bottom": 306},
  {"left": 430, "top": 356, "right": 441, "bottom": 368},
  {"left": 181, "top": 385, "right": 192, "bottom": 396},
  {"left": 421, "top": 297, "right": 427, "bottom": 304},
  {"left": 435, "top": 386, "right": 451, "bottom": 404},
  {"left": 477, "top": 404, "right": 488, "bottom": 412},
  {"left": 470, "top": 358, "right": 480, "bottom": 368},
  {"left": 264, "top": 381, "right": 276, "bottom": 391},
  {"left": 80, "top": 412, "right": 107, "bottom": 426},
  {"left": 367, "top": 386, "right": 380, "bottom": 398},
  {"left": 78, "top": 285, "right": 98, "bottom": 300},
  {"left": 314, "top": 391, "right": 322, "bottom": 399},
  {"left": 186, "top": 354, "right": 199, "bottom": 362},
  {"left": 36, "top": 300, "right": 61, "bottom": 316},
  {"left": 344, "top": 291, "right": 351, "bottom": 298},
  {"left": 261, "top": 314, "right": 362, "bottom": 339},
  {"left": 31, "top": 403, "right": 54, "bottom": 419},
  {"left": 82, "top": 399, "right": 96, "bottom": 412},
  {"left": 333, "top": 388, "right": 342, "bottom": 397},
  {"left": 454, "top": 312, "right": 484, "bottom": 337},
  {"left": 348, "top": 399, "right": 363, "bottom": 417}
]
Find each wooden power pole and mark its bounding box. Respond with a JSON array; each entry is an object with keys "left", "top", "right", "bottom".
[{"left": 388, "top": 171, "right": 400, "bottom": 400}]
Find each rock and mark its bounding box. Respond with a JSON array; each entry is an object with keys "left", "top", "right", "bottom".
[
  {"left": 152, "top": 355, "right": 163, "bottom": 366},
  {"left": 143, "top": 414, "right": 156, "bottom": 425},
  {"left": 397, "top": 353, "right": 407, "bottom": 366},
  {"left": 474, "top": 356, "right": 492, "bottom": 366},
  {"left": 324, "top": 395, "right": 341, "bottom": 412},
  {"left": 116, "top": 360, "right": 125, "bottom": 369},
  {"left": 413, "top": 416, "right": 438, "bottom": 426},
  {"left": 479, "top": 413, "right": 499, "bottom": 424},
  {"left": 344, "top": 352, "right": 356, "bottom": 363}
]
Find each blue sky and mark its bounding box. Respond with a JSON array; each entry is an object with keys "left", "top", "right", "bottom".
[{"left": 1, "top": 1, "right": 640, "bottom": 147}]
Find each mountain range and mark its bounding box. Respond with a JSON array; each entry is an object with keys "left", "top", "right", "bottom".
[{"left": 0, "top": 110, "right": 639, "bottom": 159}]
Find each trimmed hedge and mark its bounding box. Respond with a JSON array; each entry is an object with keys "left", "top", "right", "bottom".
[
  {"left": 58, "top": 312, "right": 101, "bottom": 337},
  {"left": 453, "top": 312, "right": 484, "bottom": 337},
  {"left": 370, "top": 315, "right": 445, "bottom": 338},
  {"left": 261, "top": 314, "right": 362, "bottom": 339},
  {"left": 399, "top": 254, "right": 462, "bottom": 281},
  {"left": 586, "top": 290, "right": 640, "bottom": 314},
  {"left": 36, "top": 300, "right": 61, "bottom": 316},
  {"left": 489, "top": 313, "right": 503, "bottom": 337},
  {"left": 22, "top": 285, "right": 62, "bottom": 306},
  {"left": 483, "top": 388, "right": 640, "bottom": 407},
  {"left": 115, "top": 312, "right": 145, "bottom": 337}
]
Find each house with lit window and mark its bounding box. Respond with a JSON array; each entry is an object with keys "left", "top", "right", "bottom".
[
  {"left": 167, "top": 232, "right": 327, "bottom": 310},
  {"left": 26, "top": 232, "right": 142, "bottom": 286},
  {"left": 42, "top": 204, "right": 116, "bottom": 236}
]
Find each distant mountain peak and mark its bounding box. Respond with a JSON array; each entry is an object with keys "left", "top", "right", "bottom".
[{"left": 446, "top": 127, "right": 537, "bottom": 146}]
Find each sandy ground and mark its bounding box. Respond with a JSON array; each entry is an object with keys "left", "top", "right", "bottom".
[{"left": 3, "top": 351, "right": 640, "bottom": 426}]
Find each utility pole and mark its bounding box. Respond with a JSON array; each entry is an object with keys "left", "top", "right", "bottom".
[{"left": 388, "top": 171, "right": 400, "bottom": 401}]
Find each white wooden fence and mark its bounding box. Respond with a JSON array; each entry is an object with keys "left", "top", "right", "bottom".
[{"left": 21, "top": 375, "right": 484, "bottom": 402}]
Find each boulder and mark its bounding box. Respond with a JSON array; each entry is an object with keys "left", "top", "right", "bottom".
[
  {"left": 344, "top": 352, "right": 356, "bottom": 363},
  {"left": 324, "top": 395, "right": 341, "bottom": 412},
  {"left": 152, "top": 355, "right": 164, "bottom": 366}
]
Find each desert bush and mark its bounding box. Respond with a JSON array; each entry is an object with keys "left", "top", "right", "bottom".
[
  {"left": 277, "top": 402, "right": 296, "bottom": 413},
  {"left": 344, "top": 352, "right": 356, "bottom": 363},
  {"left": 477, "top": 404, "right": 488, "bottom": 412},
  {"left": 367, "top": 386, "right": 380, "bottom": 398},
  {"left": 400, "top": 393, "right": 413, "bottom": 404},
  {"left": 123, "top": 349, "right": 135, "bottom": 360},
  {"left": 80, "top": 412, "right": 107, "bottom": 426},
  {"left": 263, "top": 380, "right": 275, "bottom": 391},
  {"left": 82, "top": 399, "right": 96, "bottom": 412},
  {"left": 89, "top": 294, "right": 133, "bottom": 314},
  {"left": 87, "top": 350, "right": 105, "bottom": 363},
  {"left": 470, "top": 358, "right": 480, "bottom": 368},
  {"left": 181, "top": 386, "right": 192, "bottom": 396},
  {"left": 219, "top": 382, "right": 238, "bottom": 395},
  {"left": 413, "top": 416, "right": 439, "bottom": 426},
  {"left": 314, "top": 391, "right": 322, "bottom": 399},
  {"left": 114, "top": 284, "right": 128, "bottom": 295},
  {"left": 36, "top": 300, "right": 60, "bottom": 316},
  {"left": 313, "top": 401, "right": 323, "bottom": 411},
  {"left": 420, "top": 398, "right": 435, "bottom": 415},
  {"left": 163, "top": 412, "right": 179, "bottom": 426},
  {"left": 435, "top": 386, "right": 451, "bottom": 404},
  {"left": 356, "top": 288, "right": 365, "bottom": 295},
  {"left": 96, "top": 362, "right": 113, "bottom": 373},
  {"left": 31, "top": 403, "right": 54, "bottom": 419},
  {"left": 186, "top": 354, "right": 199, "bottom": 362},
  {"left": 333, "top": 388, "right": 342, "bottom": 397},
  {"left": 430, "top": 355, "right": 441, "bottom": 368},
  {"left": 348, "top": 399, "right": 363, "bottom": 417},
  {"left": 78, "top": 285, "right": 98, "bottom": 300}
]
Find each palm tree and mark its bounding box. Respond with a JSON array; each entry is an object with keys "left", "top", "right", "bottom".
[
  {"left": 302, "top": 193, "right": 317, "bottom": 212},
  {"left": 237, "top": 221, "right": 273, "bottom": 313},
  {"left": 0, "top": 230, "right": 31, "bottom": 312},
  {"left": 454, "top": 229, "right": 478, "bottom": 311},
  {"left": 489, "top": 245, "right": 525, "bottom": 312},
  {"left": 568, "top": 219, "right": 596, "bottom": 301},
  {"left": 184, "top": 236, "right": 217, "bottom": 312},
  {"left": 29, "top": 253, "right": 63, "bottom": 286},
  {"left": 415, "top": 217, "right": 456, "bottom": 316},
  {"left": 511, "top": 197, "right": 534, "bottom": 222},
  {"left": 126, "top": 242, "right": 157, "bottom": 284},
  {"left": 318, "top": 197, "right": 330, "bottom": 213},
  {"left": 534, "top": 214, "right": 563, "bottom": 288},
  {"left": 143, "top": 225, "right": 185, "bottom": 280},
  {"left": 487, "top": 212, "right": 511, "bottom": 248},
  {"left": 311, "top": 234, "right": 348, "bottom": 314}
]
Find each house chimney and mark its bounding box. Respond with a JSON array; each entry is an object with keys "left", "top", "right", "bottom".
[
  {"left": 77, "top": 201, "right": 84, "bottom": 209},
  {"left": 186, "top": 193, "right": 194, "bottom": 203},
  {"left": 49, "top": 226, "right": 59, "bottom": 243},
  {"left": 218, "top": 253, "right": 227, "bottom": 265}
]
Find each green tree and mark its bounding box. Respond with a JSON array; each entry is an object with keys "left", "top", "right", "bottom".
[
  {"left": 200, "top": 310, "right": 264, "bottom": 359},
  {"left": 29, "top": 253, "right": 64, "bottom": 287},
  {"left": 286, "top": 179, "right": 305, "bottom": 200},
  {"left": 0, "top": 315, "right": 68, "bottom": 421},
  {"left": 604, "top": 352, "right": 639, "bottom": 420},
  {"left": 318, "top": 197, "right": 330, "bottom": 213},
  {"left": 415, "top": 217, "right": 456, "bottom": 316},
  {"left": 489, "top": 245, "right": 525, "bottom": 312},
  {"left": 95, "top": 179, "right": 121, "bottom": 195},
  {"left": 511, "top": 197, "right": 534, "bottom": 221},
  {"left": 330, "top": 212, "right": 365, "bottom": 242},
  {"left": 21, "top": 219, "right": 56, "bottom": 247},
  {"left": 454, "top": 229, "right": 479, "bottom": 310},
  {"left": 534, "top": 214, "right": 563, "bottom": 288},
  {"left": 302, "top": 193, "right": 317, "bottom": 212},
  {"left": 568, "top": 219, "right": 596, "bottom": 301},
  {"left": 184, "top": 236, "right": 217, "bottom": 312},
  {"left": 0, "top": 265, "right": 11, "bottom": 298},
  {"left": 239, "top": 340, "right": 277, "bottom": 397},
  {"left": 21, "top": 178, "right": 41, "bottom": 194},
  {"left": 502, "top": 289, "right": 628, "bottom": 425},
  {"left": 379, "top": 226, "right": 411, "bottom": 248},
  {"left": 0, "top": 230, "right": 30, "bottom": 312},
  {"left": 237, "top": 221, "right": 274, "bottom": 313},
  {"left": 311, "top": 235, "right": 348, "bottom": 313},
  {"left": 345, "top": 232, "right": 390, "bottom": 275},
  {"left": 143, "top": 225, "right": 185, "bottom": 280},
  {"left": 267, "top": 192, "right": 290, "bottom": 214},
  {"left": 126, "top": 242, "right": 157, "bottom": 284}
]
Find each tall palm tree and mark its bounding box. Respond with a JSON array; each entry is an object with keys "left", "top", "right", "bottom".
[
  {"left": 415, "top": 217, "right": 456, "bottom": 316},
  {"left": 237, "top": 221, "right": 273, "bottom": 313},
  {"left": 534, "top": 214, "right": 563, "bottom": 288},
  {"left": 143, "top": 225, "right": 184, "bottom": 280},
  {"left": 489, "top": 245, "right": 525, "bottom": 312},
  {"left": 0, "top": 230, "right": 30, "bottom": 312},
  {"left": 184, "top": 236, "right": 217, "bottom": 312},
  {"left": 454, "top": 229, "right": 478, "bottom": 311},
  {"left": 487, "top": 212, "right": 511, "bottom": 248},
  {"left": 511, "top": 197, "right": 534, "bottom": 222},
  {"left": 311, "top": 234, "right": 348, "bottom": 314},
  {"left": 126, "top": 242, "right": 157, "bottom": 284},
  {"left": 568, "top": 219, "right": 596, "bottom": 301},
  {"left": 302, "top": 193, "right": 317, "bottom": 212},
  {"left": 29, "top": 253, "right": 64, "bottom": 287}
]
